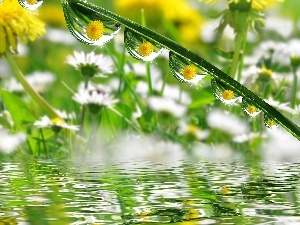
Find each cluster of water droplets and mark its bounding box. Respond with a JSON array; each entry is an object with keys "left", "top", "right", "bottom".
[
  {"left": 15, "top": 0, "right": 278, "bottom": 129},
  {"left": 18, "top": 0, "right": 43, "bottom": 10}
]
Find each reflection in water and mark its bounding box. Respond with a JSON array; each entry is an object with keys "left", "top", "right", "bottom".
[{"left": 1, "top": 159, "right": 300, "bottom": 224}]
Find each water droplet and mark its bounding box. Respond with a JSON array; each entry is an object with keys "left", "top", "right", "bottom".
[
  {"left": 169, "top": 52, "right": 207, "bottom": 84},
  {"left": 18, "top": 0, "right": 43, "bottom": 10},
  {"left": 241, "top": 99, "right": 261, "bottom": 118},
  {"left": 211, "top": 78, "right": 240, "bottom": 105},
  {"left": 124, "top": 28, "right": 164, "bottom": 61},
  {"left": 264, "top": 115, "right": 278, "bottom": 129},
  {"left": 62, "top": 0, "right": 121, "bottom": 46}
]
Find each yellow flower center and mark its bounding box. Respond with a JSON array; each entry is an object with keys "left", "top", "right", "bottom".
[
  {"left": 138, "top": 42, "right": 153, "bottom": 57},
  {"left": 247, "top": 105, "right": 257, "bottom": 114},
  {"left": 222, "top": 90, "right": 234, "bottom": 100},
  {"left": 86, "top": 20, "right": 104, "bottom": 41},
  {"left": 267, "top": 119, "right": 276, "bottom": 128},
  {"left": 51, "top": 117, "right": 65, "bottom": 126},
  {"left": 26, "top": 0, "right": 38, "bottom": 5},
  {"left": 258, "top": 67, "right": 273, "bottom": 81},
  {"left": 182, "top": 65, "right": 197, "bottom": 80}
]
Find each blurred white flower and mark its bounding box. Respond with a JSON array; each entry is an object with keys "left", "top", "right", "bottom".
[
  {"left": 66, "top": 51, "right": 114, "bottom": 77},
  {"left": 233, "top": 132, "right": 263, "bottom": 143},
  {"left": 264, "top": 16, "right": 293, "bottom": 38},
  {"left": 262, "top": 128, "right": 300, "bottom": 162},
  {"left": 177, "top": 121, "right": 210, "bottom": 141},
  {"left": 0, "top": 128, "right": 26, "bottom": 154},
  {"left": 94, "top": 133, "right": 185, "bottom": 167},
  {"left": 244, "top": 40, "right": 286, "bottom": 66},
  {"left": 34, "top": 116, "right": 79, "bottom": 131},
  {"left": 77, "top": 81, "right": 112, "bottom": 93},
  {"left": 191, "top": 143, "right": 242, "bottom": 162},
  {"left": 124, "top": 62, "right": 161, "bottom": 79},
  {"left": 161, "top": 83, "right": 192, "bottom": 105},
  {"left": 4, "top": 71, "right": 56, "bottom": 93},
  {"left": 45, "top": 28, "right": 76, "bottom": 45},
  {"left": 240, "top": 65, "right": 284, "bottom": 88},
  {"left": 207, "top": 109, "right": 249, "bottom": 136},
  {"left": 54, "top": 109, "right": 76, "bottom": 120},
  {"left": 245, "top": 39, "right": 300, "bottom": 67},
  {"left": 148, "top": 96, "right": 187, "bottom": 118},
  {"left": 265, "top": 97, "right": 294, "bottom": 114},
  {"left": 73, "top": 88, "right": 119, "bottom": 108}
]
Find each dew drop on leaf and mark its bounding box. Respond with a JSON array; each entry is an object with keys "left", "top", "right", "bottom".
[
  {"left": 124, "top": 28, "right": 164, "bottom": 62},
  {"left": 264, "top": 114, "right": 278, "bottom": 129},
  {"left": 169, "top": 52, "right": 207, "bottom": 84},
  {"left": 211, "top": 78, "right": 240, "bottom": 105},
  {"left": 18, "top": 0, "right": 43, "bottom": 10},
  {"left": 241, "top": 98, "right": 261, "bottom": 118},
  {"left": 62, "top": 0, "right": 121, "bottom": 46}
]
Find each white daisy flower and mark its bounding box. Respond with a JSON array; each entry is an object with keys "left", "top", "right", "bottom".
[
  {"left": 72, "top": 88, "right": 119, "bottom": 114},
  {"left": 34, "top": 116, "right": 79, "bottom": 132},
  {"left": 147, "top": 96, "right": 187, "bottom": 118},
  {"left": 66, "top": 51, "right": 114, "bottom": 78},
  {"left": 0, "top": 128, "right": 26, "bottom": 154}
]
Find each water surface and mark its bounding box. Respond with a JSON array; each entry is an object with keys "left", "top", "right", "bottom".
[{"left": 1, "top": 158, "right": 300, "bottom": 224}]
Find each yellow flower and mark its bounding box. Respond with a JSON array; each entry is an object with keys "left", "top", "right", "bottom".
[
  {"left": 222, "top": 90, "right": 235, "bottom": 101},
  {"left": 0, "top": 0, "right": 45, "bottom": 54},
  {"left": 138, "top": 42, "right": 154, "bottom": 57},
  {"left": 199, "top": 0, "right": 284, "bottom": 10},
  {"left": 115, "top": 0, "right": 204, "bottom": 46},
  {"left": 182, "top": 65, "right": 197, "bottom": 80}
]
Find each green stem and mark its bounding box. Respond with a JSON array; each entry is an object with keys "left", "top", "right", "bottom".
[
  {"left": 291, "top": 67, "right": 298, "bottom": 108},
  {"left": 79, "top": 77, "right": 89, "bottom": 134},
  {"left": 236, "top": 31, "right": 248, "bottom": 83},
  {"left": 5, "top": 53, "right": 60, "bottom": 119},
  {"left": 229, "top": 32, "right": 244, "bottom": 79},
  {"left": 146, "top": 62, "right": 153, "bottom": 96}
]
